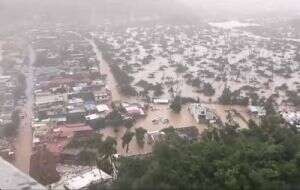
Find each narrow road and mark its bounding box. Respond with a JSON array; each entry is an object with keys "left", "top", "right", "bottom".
[
  {"left": 88, "top": 38, "right": 123, "bottom": 101},
  {"left": 14, "top": 44, "right": 35, "bottom": 174}
]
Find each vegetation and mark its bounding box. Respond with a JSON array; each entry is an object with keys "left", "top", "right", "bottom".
[
  {"left": 170, "top": 96, "right": 182, "bottom": 113},
  {"left": 153, "top": 83, "right": 164, "bottom": 97},
  {"left": 219, "top": 87, "right": 249, "bottom": 106},
  {"left": 1, "top": 110, "right": 20, "bottom": 138},
  {"left": 135, "top": 127, "right": 147, "bottom": 148},
  {"left": 14, "top": 72, "right": 27, "bottom": 101},
  {"left": 136, "top": 80, "right": 164, "bottom": 97},
  {"left": 67, "top": 134, "right": 117, "bottom": 160},
  {"left": 113, "top": 115, "right": 300, "bottom": 190},
  {"left": 105, "top": 110, "right": 124, "bottom": 127},
  {"left": 79, "top": 150, "right": 97, "bottom": 165},
  {"left": 124, "top": 119, "right": 134, "bottom": 129},
  {"left": 286, "top": 90, "right": 300, "bottom": 107},
  {"left": 188, "top": 79, "right": 215, "bottom": 97},
  {"left": 174, "top": 64, "right": 188, "bottom": 73},
  {"left": 202, "top": 82, "right": 215, "bottom": 96},
  {"left": 122, "top": 130, "right": 135, "bottom": 153},
  {"left": 98, "top": 136, "right": 117, "bottom": 159},
  {"left": 97, "top": 42, "right": 137, "bottom": 96},
  {"left": 97, "top": 136, "right": 117, "bottom": 175},
  {"left": 67, "top": 134, "right": 104, "bottom": 149}
]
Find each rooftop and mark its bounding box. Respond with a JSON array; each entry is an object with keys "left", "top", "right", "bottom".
[{"left": 64, "top": 168, "right": 112, "bottom": 190}]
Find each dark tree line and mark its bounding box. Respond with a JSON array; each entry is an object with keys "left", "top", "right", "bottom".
[
  {"left": 110, "top": 114, "right": 300, "bottom": 190},
  {"left": 0, "top": 110, "right": 20, "bottom": 138},
  {"left": 97, "top": 41, "right": 137, "bottom": 96},
  {"left": 219, "top": 87, "right": 249, "bottom": 106}
]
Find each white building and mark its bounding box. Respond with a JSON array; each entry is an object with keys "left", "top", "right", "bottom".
[
  {"left": 281, "top": 111, "right": 300, "bottom": 128},
  {"left": 189, "top": 103, "right": 217, "bottom": 123},
  {"left": 248, "top": 106, "right": 266, "bottom": 117},
  {"left": 96, "top": 104, "right": 110, "bottom": 113},
  {"left": 63, "top": 168, "right": 112, "bottom": 190},
  {"left": 153, "top": 98, "right": 169, "bottom": 104}
]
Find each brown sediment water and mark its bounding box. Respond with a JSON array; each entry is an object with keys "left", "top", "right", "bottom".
[
  {"left": 99, "top": 105, "right": 205, "bottom": 156},
  {"left": 88, "top": 38, "right": 125, "bottom": 102},
  {"left": 14, "top": 45, "right": 34, "bottom": 174}
]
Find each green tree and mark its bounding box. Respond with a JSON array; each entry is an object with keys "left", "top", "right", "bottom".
[
  {"left": 122, "top": 131, "right": 135, "bottom": 153},
  {"left": 135, "top": 127, "right": 147, "bottom": 148},
  {"left": 170, "top": 96, "right": 182, "bottom": 113},
  {"left": 99, "top": 136, "right": 117, "bottom": 159},
  {"left": 219, "top": 87, "right": 232, "bottom": 104},
  {"left": 79, "top": 150, "right": 97, "bottom": 165},
  {"left": 3, "top": 110, "right": 20, "bottom": 137},
  {"left": 124, "top": 119, "right": 134, "bottom": 129},
  {"left": 203, "top": 83, "right": 215, "bottom": 96},
  {"left": 106, "top": 111, "right": 123, "bottom": 127},
  {"left": 264, "top": 96, "right": 276, "bottom": 115},
  {"left": 113, "top": 114, "right": 300, "bottom": 190}
]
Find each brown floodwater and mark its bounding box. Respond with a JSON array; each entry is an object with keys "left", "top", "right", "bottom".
[
  {"left": 14, "top": 45, "right": 35, "bottom": 174},
  {"left": 88, "top": 39, "right": 124, "bottom": 102},
  {"left": 99, "top": 105, "right": 205, "bottom": 156},
  {"left": 204, "top": 103, "right": 250, "bottom": 129}
]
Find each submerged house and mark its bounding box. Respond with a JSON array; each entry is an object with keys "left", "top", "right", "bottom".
[
  {"left": 189, "top": 103, "right": 218, "bottom": 124},
  {"left": 248, "top": 105, "right": 266, "bottom": 117}
]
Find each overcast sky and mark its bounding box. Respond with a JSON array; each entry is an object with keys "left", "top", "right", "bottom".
[
  {"left": 0, "top": 0, "right": 299, "bottom": 27},
  {"left": 180, "top": 0, "right": 300, "bottom": 11}
]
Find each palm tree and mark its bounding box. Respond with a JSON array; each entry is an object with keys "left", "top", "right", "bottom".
[
  {"left": 135, "top": 127, "right": 147, "bottom": 148},
  {"left": 122, "top": 130, "right": 135, "bottom": 153},
  {"left": 99, "top": 136, "right": 117, "bottom": 159}
]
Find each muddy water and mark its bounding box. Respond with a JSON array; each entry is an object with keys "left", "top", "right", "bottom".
[
  {"left": 100, "top": 105, "right": 205, "bottom": 156},
  {"left": 14, "top": 45, "right": 35, "bottom": 174},
  {"left": 204, "top": 104, "right": 249, "bottom": 129},
  {"left": 90, "top": 31, "right": 254, "bottom": 155},
  {"left": 88, "top": 39, "right": 124, "bottom": 102},
  {"left": 87, "top": 38, "right": 207, "bottom": 155}
]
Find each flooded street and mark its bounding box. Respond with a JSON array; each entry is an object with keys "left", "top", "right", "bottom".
[
  {"left": 87, "top": 28, "right": 257, "bottom": 156},
  {"left": 100, "top": 105, "right": 204, "bottom": 156},
  {"left": 88, "top": 38, "right": 205, "bottom": 156},
  {"left": 84, "top": 29, "right": 255, "bottom": 156},
  {"left": 88, "top": 39, "right": 123, "bottom": 102},
  {"left": 14, "top": 45, "right": 35, "bottom": 174}
]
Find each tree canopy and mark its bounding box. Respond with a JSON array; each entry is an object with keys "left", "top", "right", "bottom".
[
  {"left": 170, "top": 96, "right": 182, "bottom": 113},
  {"left": 112, "top": 115, "right": 300, "bottom": 190}
]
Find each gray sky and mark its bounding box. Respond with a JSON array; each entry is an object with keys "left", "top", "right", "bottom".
[
  {"left": 0, "top": 0, "right": 299, "bottom": 26},
  {"left": 179, "top": 0, "right": 300, "bottom": 12}
]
